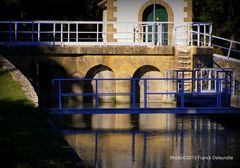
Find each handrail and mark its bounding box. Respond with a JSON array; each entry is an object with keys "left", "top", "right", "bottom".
[
  {"left": 0, "top": 21, "right": 207, "bottom": 47},
  {"left": 0, "top": 20, "right": 239, "bottom": 59},
  {"left": 52, "top": 76, "right": 230, "bottom": 110}
]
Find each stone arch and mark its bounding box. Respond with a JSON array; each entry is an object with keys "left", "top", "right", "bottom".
[
  {"left": 84, "top": 64, "right": 116, "bottom": 105},
  {"left": 38, "top": 62, "right": 68, "bottom": 108},
  {"left": 132, "top": 65, "right": 162, "bottom": 106},
  {"left": 138, "top": 0, "right": 174, "bottom": 45}
]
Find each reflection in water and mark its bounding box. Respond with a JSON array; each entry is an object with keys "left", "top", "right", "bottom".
[
  {"left": 92, "top": 114, "right": 132, "bottom": 129},
  {"left": 59, "top": 114, "right": 240, "bottom": 168}
]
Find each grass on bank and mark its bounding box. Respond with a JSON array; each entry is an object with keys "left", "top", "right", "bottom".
[{"left": 0, "top": 68, "right": 83, "bottom": 168}]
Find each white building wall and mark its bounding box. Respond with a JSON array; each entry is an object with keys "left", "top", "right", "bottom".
[{"left": 113, "top": 0, "right": 188, "bottom": 43}]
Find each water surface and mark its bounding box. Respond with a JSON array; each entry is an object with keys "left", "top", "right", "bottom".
[{"left": 54, "top": 113, "right": 240, "bottom": 168}]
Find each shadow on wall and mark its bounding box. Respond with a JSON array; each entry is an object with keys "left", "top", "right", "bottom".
[
  {"left": 84, "top": 64, "right": 116, "bottom": 105},
  {"left": 38, "top": 62, "right": 117, "bottom": 109},
  {"left": 132, "top": 65, "right": 161, "bottom": 104}
]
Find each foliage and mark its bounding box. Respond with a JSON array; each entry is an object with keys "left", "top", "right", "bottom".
[
  {"left": 0, "top": 68, "right": 28, "bottom": 101},
  {"left": 0, "top": 0, "right": 102, "bottom": 21},
  {"left": 0, "top": 68, "right": 84, "bottom": 167},
  {"left": 0, "top": 0, "right": 239, "bottom": 41},
  {"left": 193, "top": 0, "right": 240, "bottom": 40}
]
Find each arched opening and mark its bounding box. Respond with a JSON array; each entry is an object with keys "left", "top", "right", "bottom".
[
  {"left": 132, "top": 65, "right": 162, "bottom": 107},
  {"left": 38, "top": 62, "right": 68, "bottom": 108},
  {"left": 84, "top": 64, "right": 116, "bottom": 107},
  {"left": 142, "top": 4, "right": 168, "bottom": 45}
]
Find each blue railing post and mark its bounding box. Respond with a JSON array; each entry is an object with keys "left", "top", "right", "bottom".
[
  {"left": 95, "top": 79, "right": 99, "bottom": 109},
  {"left": 9, "top": 21, "right": 12, "bottom": 44},
  {"left": 58, "top": 80, "right": 62, "bottom": 110},
  {"left": 216, "top": 79, "right": 222, "bottom": 108},
  {"left": 180, "top": 79, "right": 185, "bottom": 108},
  {"left": 31, "top": 21, "right": 34, "bottom": 45},
  {"left": 53, "top": 22, "right": 56, "bottom": 46},
  {"left": 94, "top": 132, "right": 99, "bottom": 165},
  {"left": 219, "top": 80, "right": 222, "bottom": 107},
  {"left": 132, "top": 132, "right": 135, "bottom": 161},
  {"left": 132, "top": 79, "right": 136, "bottom": 109},
  {"left": 216, "top": 78, "right": 219, "bottom": 108},
  {"left": 229, "top": 72, "right": 232, "bottom": 96},
  {"left": 14, "top": 22, "right": 18, "bottom": 43},
  {"left": 144, "top": 79, "right": 147, "bottom": 108},
  {"left": 225, "top": 73, "right": 228, "bottom": 94}
]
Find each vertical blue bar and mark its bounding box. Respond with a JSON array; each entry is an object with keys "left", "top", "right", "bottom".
[
  {"left": 9, "top": 22, "right": 12, "bottom": 44},
  {"left": 95, "top": 79, "right": 98, "bottom": 109},
  {"left": 181, "top": 79, "right": 184, "bottom": 108},
  {"left": 31, "top": 22, "right": 34, "bottom": 45},
  {"left": 58, "top": 80, "right": 62, "bottom": 110},
  {"left": 215, "top": 124, "right": 220, "bottom": 156},
  {"left": 229, "top": 72, "right": 232, "bottom": 95},
  {"left": 219, "top": 81, "right": 222, "bottom": 107},
  {"left": 132, "top": 132, "right": 135, "bottom": 161},
  {"left": 144, "top": 79, "right": 147, "bottom": 108},
  {"left": 225, "top": 72, "right": 228, "bottom": 94},
  {"left": 216, "top": 79, "right": 220, "bottom": 108},
  {"left": 94, "top": 132, "right": 99, "bottom": 165},
  {"left": 143, "top": 133, "right": 147, "bottom": 165},
  {"left": 132, "top": 79, "right": 136, "bottom": 109},
  {"left": 180, "top": 123, "right": 184, "bottom": 157}
]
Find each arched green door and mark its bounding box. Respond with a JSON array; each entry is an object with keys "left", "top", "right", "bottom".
[{"left": 143, "top": 4, "right": 168, "bottom": 45}]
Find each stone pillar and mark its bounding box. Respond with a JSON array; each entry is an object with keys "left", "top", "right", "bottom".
[
  {"left": 115, "top": 74, "right": 131, "bottom": 103},
  {"left": 106, "top": 0, "right": 117, "bottom": 42}
]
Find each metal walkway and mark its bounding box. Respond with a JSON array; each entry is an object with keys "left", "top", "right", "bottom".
[{"left": 50, "top": 69, "right": 240, "bottom": 114}]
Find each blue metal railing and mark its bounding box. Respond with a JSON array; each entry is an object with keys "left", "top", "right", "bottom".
[{"left": 52, "top": 77, "right": 230, "bottom": 110}]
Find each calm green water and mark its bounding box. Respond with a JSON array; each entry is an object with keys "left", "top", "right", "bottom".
[{"left": 55, "top": 113, "right": 240, "bottom": 168}]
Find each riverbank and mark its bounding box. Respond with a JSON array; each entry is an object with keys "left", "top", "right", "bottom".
[{"left": 0, "top": 68, "right": 82, "bottom": 167}]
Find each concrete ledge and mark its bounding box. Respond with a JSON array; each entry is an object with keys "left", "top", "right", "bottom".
[{"left": 0, "top": 45, "right": 175, "bottom": 56}]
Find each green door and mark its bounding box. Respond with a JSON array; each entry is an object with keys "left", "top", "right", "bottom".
[{"left": 143, "top": 5, "right": 168, "bottom": 45}]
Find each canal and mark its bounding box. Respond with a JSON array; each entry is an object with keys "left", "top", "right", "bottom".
[{"left": 52, "top": 113, "right": 240, "bottom": 168}]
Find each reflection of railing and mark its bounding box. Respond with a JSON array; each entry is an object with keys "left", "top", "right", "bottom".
[
  {"left": 62, "top": 123, "right": 222, "bottom": 166},
  {"left": 52, "top": 77, "right": 231, "bottom": 110}
]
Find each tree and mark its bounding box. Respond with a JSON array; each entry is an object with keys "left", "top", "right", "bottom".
[
  {"left": 193, "top": 0, "right": 240, "bottom": 41},
  {"left": 0, "top": 0, "right": 102, "bottom": 21}
]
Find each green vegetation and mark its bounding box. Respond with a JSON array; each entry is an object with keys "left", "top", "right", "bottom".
[
  {"left": 0, "top": 68, "right": 82, "bottom": 167},
  {"left": 193, "top": 0, "right": 240, "bottom": 40},
  {"left": 0, "top": 68, "right": 28, "bottom": 102},
  {"left": 0, "top": 0, "right": 101, "bottom": 21}
]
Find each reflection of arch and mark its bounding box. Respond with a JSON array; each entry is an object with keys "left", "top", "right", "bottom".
[
  {"left": 84, "top": 64, "right": 116, "bottom": 104},
  {"left": 138, "top": 0, "right": 174, "bottom": 45},
  {"left": 132, "top": 65, "right": 161, "bottom": 104}
]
